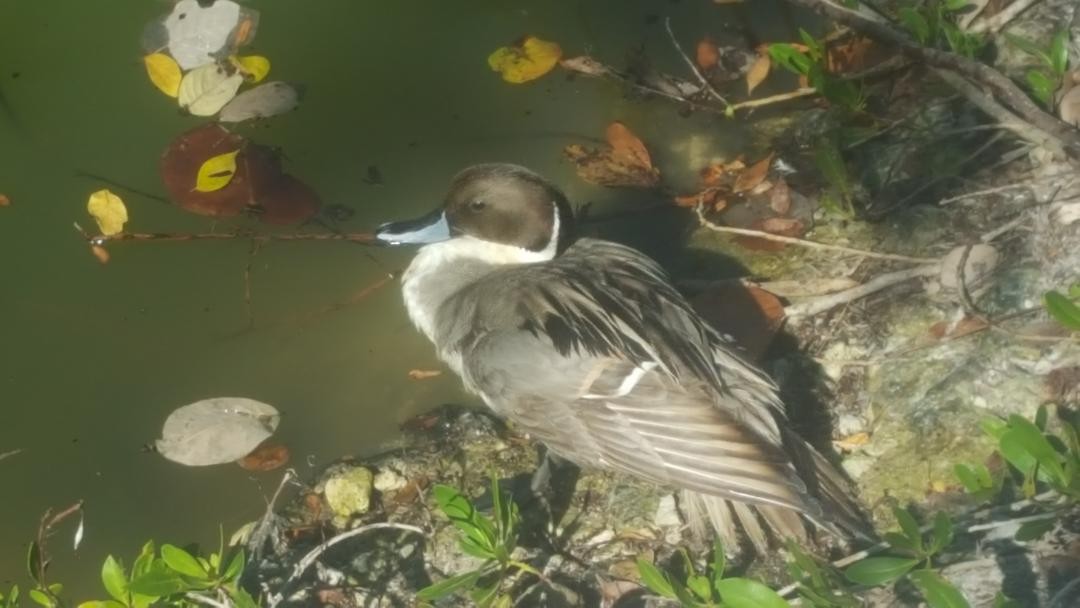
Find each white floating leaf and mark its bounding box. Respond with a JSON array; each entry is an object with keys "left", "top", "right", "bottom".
[
  {"left": 165, "top": 0, "right": 242, "bottom": 70},
  {"left": 178, "top": 64, "right": 244, "bottom": 116},
  {"left": 155, "top": 397, "right": 280, "bottom": 466},
  {"left": 219, "top": 81, "right": 301, "bottom": 122}
]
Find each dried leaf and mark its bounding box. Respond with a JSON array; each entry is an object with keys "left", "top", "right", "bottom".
[
  {"left": 488, "top": 36, "right": 562, "bottom": 84},
  {"left": 87, "top": 189, "right": 128, "bottom": 236},
  {"left": 219, "top": 81, "right": 300, "bottom": 122},
  {"left": 178, "top": 63, "right": 243, "bottom": 116},
  {"left": 237, "top": 441, "right": 290, "bottom": 471},
  {"left": 0, "top": 193, "right": 9, "bottom": 207},
  {"left": 143, "top": 53, "right": 182, "bottom": 98},
  {"left": 154, "top": 397, "right": 280, "bottom": 467},
  {"left": 827, "top": 36, "right": 875, "bottom": 74},
  {"left": 563, "top": 143, "right": 660, "bottom": 188},
  {"left": 195, "top": 150, "right": 240, "bottom": 193},
  {"left": 674, "top": 187, "right": 727, "bottom": 210},
  {"left": 1059, "top": 84, "right": 1080, "bottom": 127},
  {"left": 700, "top": 163, "right": 727, "bottom": 187},
  {"left": 769, "top": 178, "right": 791, "bottom": 214},
  {"left": 90, "top": 245, "right": 110, "bottom": 265},
  {"left": 745, "top": 53, "right": 771, "bottom": 95},
  {"left": 833, "top": 432, "right": 870, "bottom": 453},
  {"left": 233, "top": 55, "right": 270, "bottom": 83},
  {"left": 733, "top": 153, "right": 774, "bottom": 193},
  {"left": 760, "top": 216, "right": 804, "bottom": 234},
  {"left": 559, "top": 55, "right": 610, "bottom": 77},
  {"left": 408, "top": 369, "right": 442, "bottom": 380},
  {"left": 696, "top": 38, "right": 720, "bottom": 70},
  {"left": 161, "top": 124, "right": 251, "bottom": 218},
  {"left": 605, "top": 121, "right": 653, "bottom": 169}
]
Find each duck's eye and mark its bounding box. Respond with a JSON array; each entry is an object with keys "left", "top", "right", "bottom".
[{"left": 468, "top": 200, "right": 487, "bottom": 212}]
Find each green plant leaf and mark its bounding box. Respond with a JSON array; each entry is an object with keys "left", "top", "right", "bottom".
[
  {"left": 128, "top": 564, "right": 187, "bottom": 597},
  {"left": 77, "top": 602, "right": 126, "bottom": 608},
  {"left": 993, "top": 592, "right": 1022, "bottom": 608},
  {"left": 1006, "top": 414, "right": 1067, "bottom": 486},
  {"left": 1045, "top": 291, "right": 1080, "bottom": 331},
  {"left": 687, "top": 573, "right": 713, "bottom": 601},
  {"left": 132, "top": 542, "right": 155, "bottom": 579},
  {"left": 222, "top": 549, "right": 245, "bottom": 581},
  {"left": 1025, "top": 71, "right": 1054, "bottom": 105},
  {"left": 893, "top": 507, "right": 924, "bottom": 553},
  {"left": 930, "top": 512, "right": 954, "bottom": 555},
  {"left": 768, "top": 44, "right": 813, "bottom": 76},
  {"left": 845, "top": 557, "right": 919, "bottom": 586},
  {"left": 636, "top": 559, "right": 676, "bottom": 598},
  {"left": 417, "top": 570, "right": 484, "bottom": 600},
  {"left": 883, "top": 532, "right": 920, "bottom": 555},
  {"left": 1050, "top": 30, "right": 1070, "bottom": 76},
  {"left": 899, "top": 8, "right": 930, "bottom": 44},
  {"left": 1014, "top": 517, "right": 1055, "bottom": 541},
  {"left": 101, "top": 556, "right": 128, "bottom": 603},
  {"left": 26, "top": 541, "right": 42, "bottom": 584},
  {"left": 160, "top": 545, "right": 207, "bottom": 579},
  {"left": 711, "top": 540, "right": 727, "bottom": 590},
  {"left": 953, "top": 464, "right": 982, "bottom": 493},
  {"left": 909, "top": 569, "right": 970, "bottom": 608},
  {"left": 27, "top": 589, "right": 55, "bottom": 608},
  {"left": 942, "top": 0, "right": 969, "bottom": 11},
  {"left": 981, "top": 417, "right": 1008, "bottom": 440},
  {"left": 714, "top": 577, "right": 791, "bottom": 608},
  {"left": 226, "top": 585, "right": 259, "bottom": 608}
]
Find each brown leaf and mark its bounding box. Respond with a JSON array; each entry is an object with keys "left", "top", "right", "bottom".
[
  {"left": 696, "top": 38, "right": 720, "bottom": 70},
  {"left": 760, "top": 217, "right": 804, "bottom": 234},
  {"left": 0, "top": 193, "right": 9, "bottom": 207},
  {"left": 237, "top": 441, "right": 290, "bottom": 471},
  {"left": 700, "top": 163, "right": 727, "bottom": 187},
  {"left": 563, "top": 143, "right": 660, "bottom": 188},
  {"left": 827, "top": 36, "right": 875, "bottom": 74},
  {"left": 745, "top": 53, "right": 771, "bottom": 95},
  {"left": 400, "top": 413, "right": 441, "bottom": 432},
  {"left": 90, "top": 245, "right": 110, "bottom": 264},
  {"left": 605, "top": 121, "right": 653, "bottom": 169},
  {"left": 408, "top": 369, "right": 442, "bottom": 380},
  {"left": 769, "top": 178, "right": 791, "bottom": 214},
  {"left": 1059, "top": 83, "right": 1080, "bottom": 127},
  {"left": 733, "top": 153, "right": 774, "bottom": 193},
  {"left": 798, "top": 74, "right": 810, "bottom": 89},
  {"left": 673, "top": 187, "right": 727, "bottom": 210},
  {"left": 690, "top": 285, "right": 785, "bottom": 361}
]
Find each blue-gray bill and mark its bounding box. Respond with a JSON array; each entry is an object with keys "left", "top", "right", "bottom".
[{"left": 374, "top": 208, "right": 450, "bottom": 245}]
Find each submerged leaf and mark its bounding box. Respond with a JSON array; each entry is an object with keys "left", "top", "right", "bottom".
[
  {"left": 237, "top": 441, "right": 290, "bottom": 471},
  {"left": 697, "top": 38, "right": 720, "bottom": 70},
  {"left": 606, "top": 121, "right": 653, "bottom": 170},
  {"left": 563, "top": 122, "right": 659, "bottom": 188},
  {"left": 87, "top": 190, "right": 128, "bottom": 236},
  {"left": 488, "top": 36, "right": 562, "bottom": 83},
  {"left": 143, "top": 53, "right": 182, "bottom": 98},
  {"left": 195, "top": 150, "right": 240, "bottom": 193},
  {"left": 154, "top": 397, "right": 280, "bottom": 466}
]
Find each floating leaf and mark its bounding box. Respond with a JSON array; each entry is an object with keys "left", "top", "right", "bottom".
[
  {"left": 559, "top": 55, "right": 610, "bottom": 77},
  {"left": 606, "top": 121, "right": 653, "bottom": 170},
  {"left": 233, "top": 55, "right": 270, "bottom": 83},
  {"left": 219, "top": 81, "right": 300, "bottom": 122},
  {"left": 178, "top": 64, "right": 243, "bottom": 116},
  {"left": 746, "top": 53, "right": 771, "bottom": 95},
  {"left": 161, "top": 124, "right": 251, "bottom": 217},
  {"left": 697, "top": 38, "right": 720, "bottom": 70},
  {"left": 195, "top": 150, "right": 240, "bottom": 193},
  {"left": 237, "top": 441, "right": 290, "bottom": 471},
  {"left": 163, "top": 0, "right": 253, "bottom": 70},
  {"left": 408, "top": 369, "right": 442, "bottom": 380},
  {"left": 0, "top": 193, "right": 10, "bottom": 207},
  {"left": 87, "top": 190, "right": 128, "bottom": 236},
  {"left": 488, "top": 36, "right": 562, "bottom": 83},
  {"left": 143, "top": 53, "right": 182, "bottom": 98},
  {"left": 154, "top": 397, "right": 280, "bottom": 466}
]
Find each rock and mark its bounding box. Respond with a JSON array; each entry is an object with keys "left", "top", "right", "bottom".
[
  {"left": 653, "top": 494, "right": 681, "bottom": 527},
  {"left": 934, "top": 244, "right": 1000, "bottom": 297},
  {"left": 373, "top": 467, "right": 407, "bottom": 492},
  {"left": 323, "top": 466, "right": 374, "bottom": 523}
]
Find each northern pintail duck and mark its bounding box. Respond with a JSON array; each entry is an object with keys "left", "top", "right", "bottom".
[{"left": 376, "top": 163, "right": 868, "bottom": 549}]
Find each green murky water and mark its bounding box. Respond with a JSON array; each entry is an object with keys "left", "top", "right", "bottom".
[{"left": 0, "top": 0, "right": 801, "bottom": 595}]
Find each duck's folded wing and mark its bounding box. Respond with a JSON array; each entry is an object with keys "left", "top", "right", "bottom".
[{"left": 463, "top": 330, "right": 818, "bottom": 517}]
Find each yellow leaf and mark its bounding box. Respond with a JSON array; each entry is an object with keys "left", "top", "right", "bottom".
[
  {"left": 195, "top": 150, "right": 241, "bottom": 193},
  {"left": 745, "top": 53, "right": 771, "bottom": 95},
  {"left": 143, "top": 53, "right": 183, "bottom": 98},
  {"left": 233, "top": 55, "right": 271, "bottom": 83},
  {"left": 487, "top": 36, "right": 562, "bottom": 84},
  {"left": 86, "top": 189, "right": 128, "bottom": 236}
]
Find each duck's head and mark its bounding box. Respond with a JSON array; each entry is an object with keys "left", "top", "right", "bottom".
[{"left": 375, "top": 164, "right": 573, "bottom": 261}]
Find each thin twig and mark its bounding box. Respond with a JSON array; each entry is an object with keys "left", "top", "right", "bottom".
[
  {"left": 269, "top": 522, "right": 425, "bottom": 607},
  {"left": 246, "top": 469, "right": 299, "bottom": 561},
  {"left": 785, "top": 264, "right": 940, "bottom": 317},
  {"left": 968, "top": 0, "right": 1043, "bottom": 33},
  {"left": 729, "top": 88, "right": 817, "bottom": 111},
  {"left": 940, "top": 171, "right": 1076, "bottom": 205},
  {"left": 694, "top": 205, "right": 938, "bottom": 263},
  {"left": 663, "top": 18, "right": 730, "bottom": 107}
]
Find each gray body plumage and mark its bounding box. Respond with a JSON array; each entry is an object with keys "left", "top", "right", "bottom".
[{"left": 381, "top": 164, "right": 868, "bottom": 549}]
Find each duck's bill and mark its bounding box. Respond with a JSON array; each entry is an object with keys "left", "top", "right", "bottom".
[{"left": 374, "top": 208, "right": 450, "bottom": 245}]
